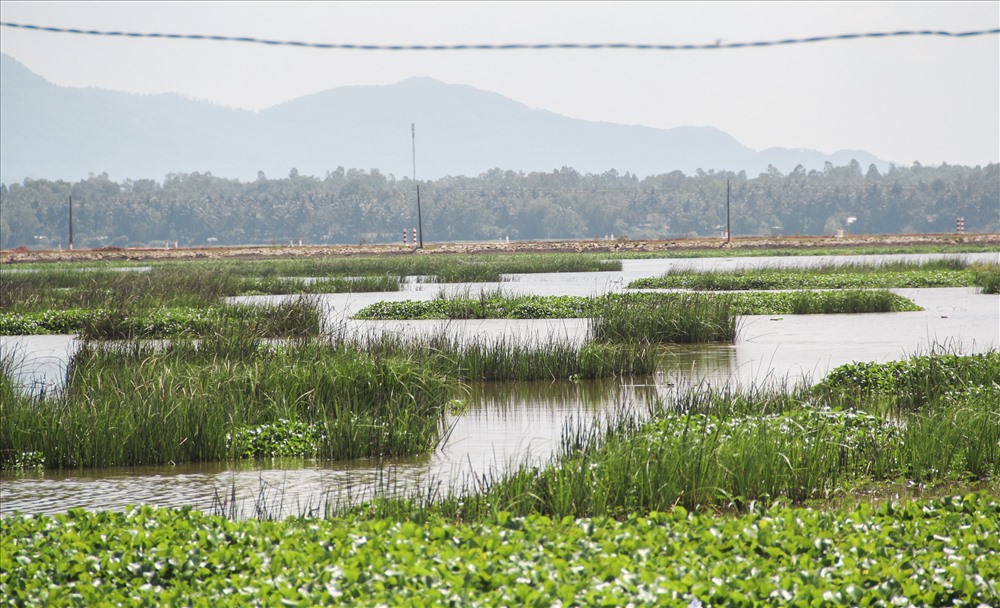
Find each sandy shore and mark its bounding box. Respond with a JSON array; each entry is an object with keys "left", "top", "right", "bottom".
[{"left": 2, "top": 233, "right": 998, "bottom": 264}]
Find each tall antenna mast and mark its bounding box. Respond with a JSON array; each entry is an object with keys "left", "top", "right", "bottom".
[{"left": 412, "top": 123, "right": 423, "bottom": 248}]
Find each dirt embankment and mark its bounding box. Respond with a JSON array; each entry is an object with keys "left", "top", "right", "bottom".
[{"left": 2, "top": 233, "right": 998, "bottom": 265}]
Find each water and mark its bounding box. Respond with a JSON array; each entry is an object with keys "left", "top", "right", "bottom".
[{"left": 2, "top": 253, "right": 998, "bottom": 518}]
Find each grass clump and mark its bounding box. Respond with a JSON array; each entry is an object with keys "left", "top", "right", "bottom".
[
  {"left": 0, "top": 297, "right": 324, "bottom": 338},
  {"left": 341, "top": 330, "right": 657, "bottom": 382},
  {"left": 588, "top": 293, "right": 737, "bottom": 344},
  {"left": 621, "top": 243, "right": 1000, "bottom": 259},
  {"left": 0, "top": 335, "right": 454, "bottom": 469},
  {"left": 205, "top": 252, "right": 621, "bottom": 284},
  {"left": 0, "top": 265, "right": 400, "bottom": 314},
  {"left": 971, "top": 262, "right": 1000, "bottom": 294}
]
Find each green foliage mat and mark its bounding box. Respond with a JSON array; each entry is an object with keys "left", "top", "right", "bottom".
[{"left": 2, "top": 495, "right": 998, "bottom": 606}]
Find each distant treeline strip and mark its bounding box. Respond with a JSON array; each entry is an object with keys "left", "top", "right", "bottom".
[
  {"left": 2, "top": 161, "right": 997, "bottom": 248},
  {"left": 2, "top": 21, "right": 997, "bottom": 52}
]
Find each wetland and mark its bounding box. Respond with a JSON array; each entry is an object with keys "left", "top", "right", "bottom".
[{"left": 2, "top": 245, "right": 998, "bottom": 605}]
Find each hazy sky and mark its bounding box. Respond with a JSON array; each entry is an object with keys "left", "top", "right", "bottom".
[{"left": 1, "top": 1, "right": 997, "bottom": 167}]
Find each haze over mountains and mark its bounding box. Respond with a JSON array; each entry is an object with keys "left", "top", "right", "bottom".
[{"left": 1, "top": 53, "right": 888, "bottom": 184}]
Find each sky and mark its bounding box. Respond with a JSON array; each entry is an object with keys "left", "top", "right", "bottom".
[{"left": 1, "top": 1, "right": 998, "bottom": 168}]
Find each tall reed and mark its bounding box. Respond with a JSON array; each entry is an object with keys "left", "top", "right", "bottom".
[
  {"left": 341, "top": 329, "right": 657, "bottom": 381},
  {"left": 70, "top": 296, "right": 324, "bottom": 340},
  {"left": 971, "top": 262, "right": 1000, "bottom": 294},
  {"left": 2, "top": 333, "right": 454, "bottom": 469},
  {"left": 588, "top": 293, "right": 737, "bottom": 344}
]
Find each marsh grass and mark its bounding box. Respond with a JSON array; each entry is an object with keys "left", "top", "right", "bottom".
[
  {"left": 588, "top": 293, "right": 737, "bottom": 344},
  {"left": 971, "top": 262, "right": 1000, "bottom": 294},
  {"left": 1, "top": 253, "right": 620, "bottom": 314},
  {"left": 0, "top": 267, "right": 238, "bottom": 311},
  {"left": 338, "top": 328, "right": 657, "bottom": 381},
  {"left": 0, "top": 332, "right": 454, "bottom": 469},
  {"left": 1, "top": 317, "right": 655, "bottom": 469},
  {"left": 344, "top": 351, "right": 999, "bottom": 520},
  {"left": 0, "top": 296, "right": 324, "bottom": 339},
  {"left": 629, "top": 259, "right": 983, "bottom": 291},
  {"left": 353, "top": 290, "right": 919, "bottom": 324},
  {"left": 182, "top": 253, "right": 620, "bottom": 284}
]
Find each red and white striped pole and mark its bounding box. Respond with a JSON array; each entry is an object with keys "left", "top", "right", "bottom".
[
  {"left": 403, "top": 229, "right": 407, "bottom": 245},
  {"left": 412, "top": 228, "right": 417, "bottom": 244},
  {"left": 956, "top": 217, "right": 965, "bottom": 234}
]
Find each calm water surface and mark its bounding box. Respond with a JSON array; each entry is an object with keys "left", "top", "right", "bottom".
[{"left": 2, "top": 253, "right": 997, "bottom": 518}]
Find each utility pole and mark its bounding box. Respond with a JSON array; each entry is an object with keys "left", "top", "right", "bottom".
[
  {"left": 68, "top": 195, "right": 74, "bottom": 250},
  {"left": 725, "top": 179, "right": 731, "bottom": 245},
  {"left": 412, "top": 123, "right": 423, "bottom": 248}
]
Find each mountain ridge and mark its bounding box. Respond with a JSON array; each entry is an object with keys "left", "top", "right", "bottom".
[{"left": 0, "top": 53, "right": 887, "bottom": 184}]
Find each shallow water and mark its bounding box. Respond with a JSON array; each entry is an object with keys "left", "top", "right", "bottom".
[{"left": 2, "top": 253, "right": 998, "bottom": 518}]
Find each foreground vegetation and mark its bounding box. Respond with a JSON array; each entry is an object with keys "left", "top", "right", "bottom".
[
  {"left": 2, "top": 494, "right": 998, "bottom": 606},
  {"left": 2, "top": 293, "right": 997, "bottom": 605},
  {"left": 628, "top": 259, "right": 1000, "bottom": 292}
]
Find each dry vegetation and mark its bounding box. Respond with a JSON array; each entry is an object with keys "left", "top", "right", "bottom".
[{"left": 3, "top": 233, "right": 998, "bottom": 264}]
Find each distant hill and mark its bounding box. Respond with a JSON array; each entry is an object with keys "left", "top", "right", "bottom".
[{"left": 0, "top": 53, "right": 888, "bottom": 184}]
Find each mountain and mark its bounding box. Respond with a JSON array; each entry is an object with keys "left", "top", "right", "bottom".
[{"left": 0, "top": 53, "right": 887, "bottom": 184}]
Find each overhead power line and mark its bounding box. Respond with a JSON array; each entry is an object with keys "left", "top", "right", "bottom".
[{"left": 1, "top": 21, "right": 997, "bottom": 52}]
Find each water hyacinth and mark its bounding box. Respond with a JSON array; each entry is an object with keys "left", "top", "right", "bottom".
[
  {"left": 227, "top": 419, "right": 327, "bottom": 459},
  {"left": 2, "top": 495, "right": 997, "bottom": 606}
]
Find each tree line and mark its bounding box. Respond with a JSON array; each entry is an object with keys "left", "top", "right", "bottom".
[{"left": 1, "top": 161, "right": 996, "bottom": 250}]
